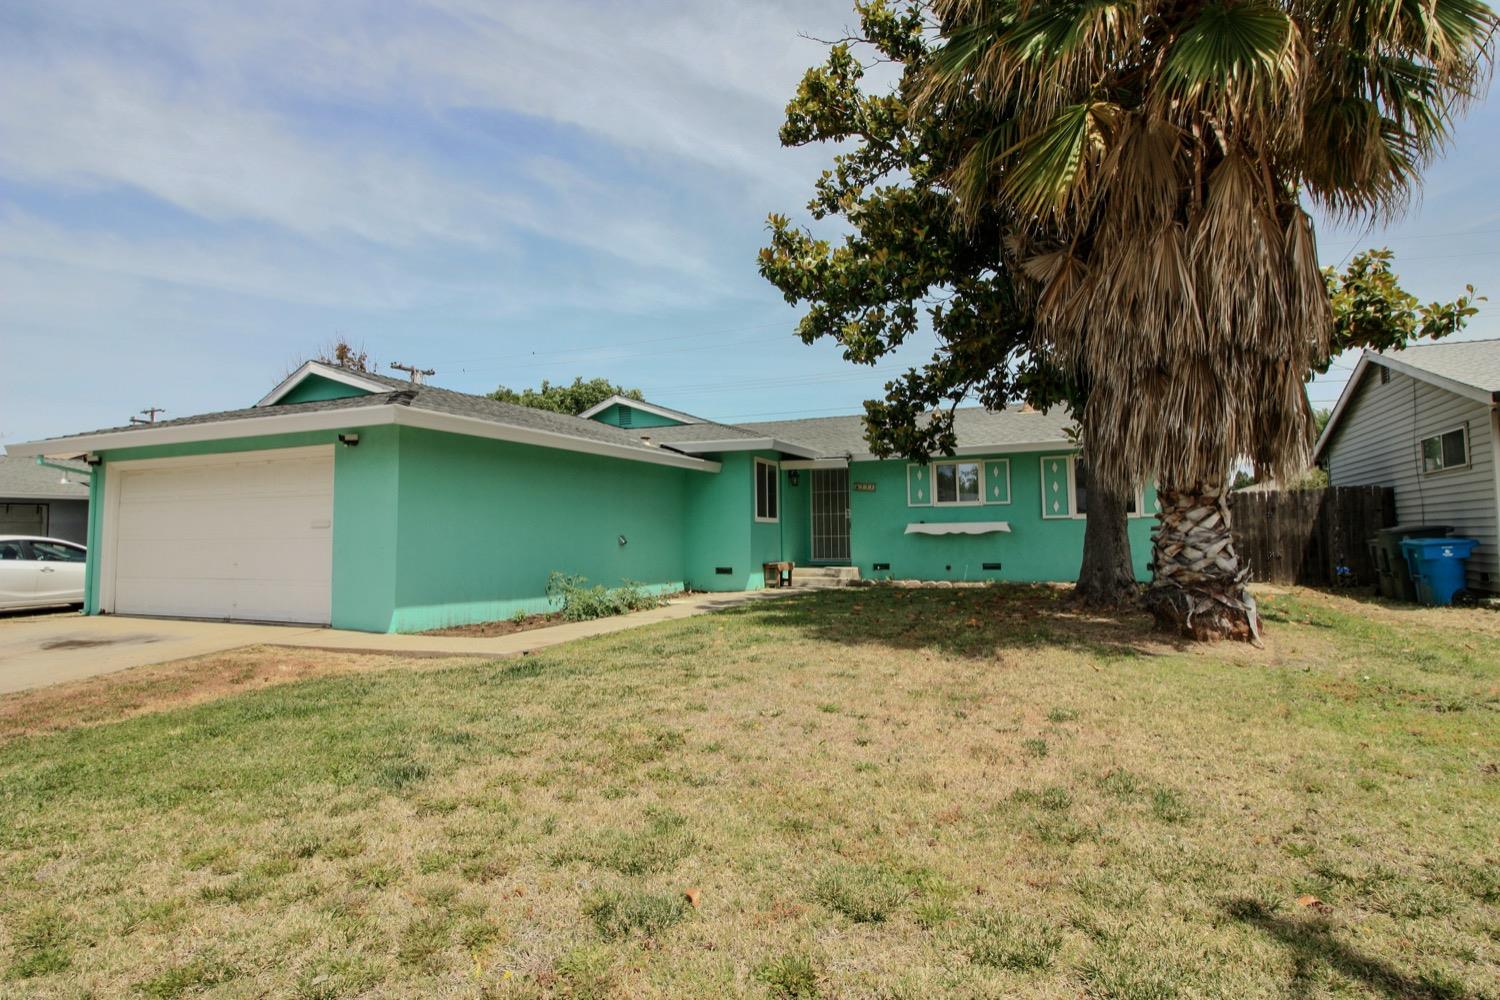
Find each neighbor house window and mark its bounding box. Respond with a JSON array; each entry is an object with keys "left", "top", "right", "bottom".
[
  {"left": 934, "top": 461, "right": 982, "bottom": 505},
  {"left": 1421, "top": 426, "right": 1468, "bottom": 474},
  {"left": 754, "top": 458, "right": 780, "bottom": 522}
]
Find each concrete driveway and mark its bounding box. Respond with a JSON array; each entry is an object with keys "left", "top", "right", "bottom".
[
  {"left": 0, "top": 591, "right": 791, "bottom": 696},
  {"left": 0, "top": 614, "right": 337, "bottom": 695}
]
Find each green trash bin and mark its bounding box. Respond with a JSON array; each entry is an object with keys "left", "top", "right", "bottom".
[{"left": 1374, "top": 525, "right": 1450, "bottom": 602}]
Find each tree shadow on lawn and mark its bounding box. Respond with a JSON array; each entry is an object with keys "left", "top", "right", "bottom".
[
  {"left": 1225, "top": 898, "right": 1474, "bottom": 1000},
  {"left": 734, "top": 584, "right": 1191, "bottom": 661}
]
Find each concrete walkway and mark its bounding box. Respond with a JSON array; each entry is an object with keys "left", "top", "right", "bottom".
[{"left": 0, "top": 590, "right": 793, "bottom": 696}]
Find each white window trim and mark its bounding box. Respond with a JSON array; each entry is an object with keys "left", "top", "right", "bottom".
[
  {"left": 906, "top": 463, "right": 931, "bottom": 507},
  {"left": 931, "top": 459, "right": 985, "bottom": 507},
  {"left": 1419, "top": 424, "right": 1471, "bottom": 476},
  {"left": 1041, "top": 455, "right": 1150, "bottom": 519},
  {"left": 753, "top": 457, "right": 781, "bottom": 523},
  {"left": 982, "top": 459, "right": 1011, "bottom": 505}
]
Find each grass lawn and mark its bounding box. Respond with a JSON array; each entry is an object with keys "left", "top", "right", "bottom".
[{"left": 0, "top": 586, "right": 1496, "bottom": 999}]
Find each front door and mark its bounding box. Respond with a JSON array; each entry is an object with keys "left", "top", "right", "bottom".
[{"left": 810, "top": 468, "right": 851, "bottom": 563}]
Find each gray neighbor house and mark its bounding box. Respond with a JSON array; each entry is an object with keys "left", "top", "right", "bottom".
[
  {"left": 0, "top": 455, "right": 91, "bottom": 542},
  {"left": 1314, "top": 338, "right": 1500, "bottom": 594}
]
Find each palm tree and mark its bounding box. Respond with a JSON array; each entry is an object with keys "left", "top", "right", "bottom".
[{"left": 923, "top": 0, "right": 1495, "bottom": 640}]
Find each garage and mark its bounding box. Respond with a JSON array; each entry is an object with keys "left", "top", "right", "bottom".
[
  {"left": 106, "top": 447, "right": 334, "bottom": 624},
  {"left": 0, "top": 503, "right": 46, "bottom": 536}
]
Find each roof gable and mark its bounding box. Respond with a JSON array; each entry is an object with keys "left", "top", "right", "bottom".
[
  {"left": 578, "top": 395, "right": 704, "bottom": 427},
  {"left": 258, "top": 362, "right": 386, "bottom": 407}
]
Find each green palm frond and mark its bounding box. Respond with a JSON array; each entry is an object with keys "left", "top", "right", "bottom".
[
  {"left": 1159, "top": 1, "right": 1302, "bottom": 120},
  {"left": 1001, "top": 101, "right": 1115, "bottom": 219},
  {"left": 949, "top": 121, "right": 1017, "bottom": 220}
]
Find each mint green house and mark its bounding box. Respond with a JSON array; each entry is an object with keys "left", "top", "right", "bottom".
[{"left": 5, "top": 363, "right": 1156, "bottom": 632}]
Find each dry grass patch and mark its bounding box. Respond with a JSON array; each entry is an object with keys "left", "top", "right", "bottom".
[
  {"left": 0, "top": 586, "right": 1495, "bottom": 998},
  {"left": 0, "top": 646, "right": 481, "bottom": 743}
]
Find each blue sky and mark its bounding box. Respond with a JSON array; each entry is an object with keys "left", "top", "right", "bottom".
[{"left": 2, "top": 0, "right": 1496, "bottom": 446}]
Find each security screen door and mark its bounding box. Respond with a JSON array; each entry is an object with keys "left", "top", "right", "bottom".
[{"left": 810, "top": 468, "right": 851, "bottom": 563}]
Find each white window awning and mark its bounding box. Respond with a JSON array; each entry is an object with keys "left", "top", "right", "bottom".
[{"left": 904, "top": 521, "right": 1011, "bottom": 536}]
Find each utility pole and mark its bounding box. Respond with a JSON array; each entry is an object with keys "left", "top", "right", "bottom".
[
  {"left": 390, "top": 362, "right": 435, "bottom": 385},
  {"left": 130, "top": 407, "right": 166, "bottom": 425}
]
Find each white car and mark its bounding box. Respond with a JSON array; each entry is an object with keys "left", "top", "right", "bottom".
[{"left": 0, "top": 536, "right": 87, "bottom": 611}]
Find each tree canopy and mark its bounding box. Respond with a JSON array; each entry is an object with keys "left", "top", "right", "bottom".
[
  {"left": 922, "top": 0, "right": 1494, "bottom": 493},
  {"left": 489, "top": 377, "right": 643, "bottom": 416},
  {"left": 1322, "top": 248, "right": 1482, "bottom": 371},
  {"left": 759, "top": 1, "right": 1071, "bottom": 461}
]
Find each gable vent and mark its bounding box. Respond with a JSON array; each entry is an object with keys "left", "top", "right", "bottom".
[{"left": 619, "top": 408, "right": 633, "bottom": 427}]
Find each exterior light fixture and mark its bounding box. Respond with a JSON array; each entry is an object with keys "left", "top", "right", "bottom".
[
  {"left": 788, "top": 470, "right": 800, "bottom": 486},
  {"left": 618, "top": 534, "right": 628, "bottom": 546},
  {"left": 338, "top": 433, "right": 360, "bottom": 447}
]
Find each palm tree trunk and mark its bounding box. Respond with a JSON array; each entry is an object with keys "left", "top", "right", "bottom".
[
  {"left": 1072, "top": 469, "right": 1138, "bottom": 609},
  {"left": 1146, "top": 483, "right": 1261, "bottom": 643}
]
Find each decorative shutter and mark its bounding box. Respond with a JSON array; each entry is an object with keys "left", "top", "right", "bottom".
[
  {"left": 906, "top": 464, "right": 930, "bottom": 506},
  {"left": 1040, "top": 456, "right": 1071, "bottom": 519},
  {"left": 983, "top": 460, "right": 1010, "bottom": 504}
]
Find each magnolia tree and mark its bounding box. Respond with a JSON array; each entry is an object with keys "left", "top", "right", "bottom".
[{"left": 760, "top": 1, "right": 1141, "bottom": 607}]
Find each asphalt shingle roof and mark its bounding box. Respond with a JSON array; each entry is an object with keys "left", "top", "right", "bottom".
[
  {"left": 29, "top": 371, "right": 689, "bottom": 461},
  {"left": 731, "top": 406, "right": 1077, "bottom": 457},
  {"left": 37, "top": 392, "right": 398, "bottom": 443},
  {"left": 15, "top": 364, "right": 1079, "bottom": 463},
  {"left": 1378, "top": 338, "right": 1500, "bottom": 394},
  {"left": 0, "top": 455, "right": 90, "bottom": 498}
]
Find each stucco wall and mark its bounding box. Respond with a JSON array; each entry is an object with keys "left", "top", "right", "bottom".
[
  {"left": 842, "top": 452, "right": 1156, "bottom": 583},
  {"left": 682, "top": 452, "right": 760, "bottom": 591},
  {"left": 389, "top": 427, "right": 691, "bottom": 631},
  {"left": 1325, "top": 366, "right": 1498, "bottom": 592}
]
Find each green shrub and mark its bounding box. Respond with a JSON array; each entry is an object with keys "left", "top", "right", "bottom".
[{"left": 547, "top": 572, "right": 665, "bottom": 622}]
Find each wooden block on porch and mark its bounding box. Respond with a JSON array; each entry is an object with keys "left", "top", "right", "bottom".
[{"left": 762, "top": 561, "right": 794, "bottom": 588}]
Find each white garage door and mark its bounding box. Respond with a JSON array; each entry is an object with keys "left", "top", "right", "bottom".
[{"left": 111, "top": 448, "right": 334, "bottom": 624}]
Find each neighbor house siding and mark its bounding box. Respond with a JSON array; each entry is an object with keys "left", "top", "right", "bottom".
[
  {"left": 1325, "top": 366, "right": 1499, "bottom": 592},
  {"left": 45, "top": 499, "right": 89, "bottom": 544}
]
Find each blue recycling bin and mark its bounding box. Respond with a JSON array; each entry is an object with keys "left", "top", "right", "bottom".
[{"left": 1399, "top": 537, "right": 1479, "bottom": 606}]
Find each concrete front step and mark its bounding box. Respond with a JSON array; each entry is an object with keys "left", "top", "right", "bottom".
[{"left": 789, "top": 565, "right": 861, "bottom": 589}]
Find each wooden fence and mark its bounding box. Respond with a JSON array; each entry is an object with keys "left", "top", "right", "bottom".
[{"left": 1229, "top": 485, "right": 1395, "bottom": 587}]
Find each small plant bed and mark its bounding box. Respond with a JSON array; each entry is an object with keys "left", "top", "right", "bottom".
[
  {"left": 420, "top": 611, "right": 566, "bottom": 638},
  {"left": 421, "top": 576, "right": 685, "bottom": 636}
]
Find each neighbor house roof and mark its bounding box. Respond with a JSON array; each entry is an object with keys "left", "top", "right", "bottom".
[
  {"left": 1312, "top": 338, "right": 1500, "bottom": 463},
  {"left": 0, "top": 455, "right": 91, "bottom": 500}
]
